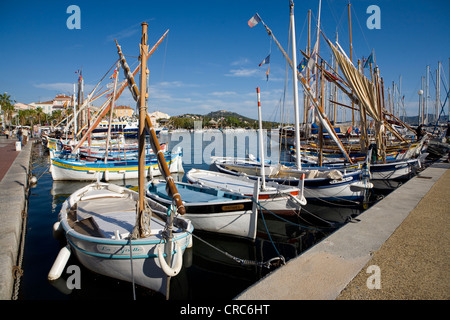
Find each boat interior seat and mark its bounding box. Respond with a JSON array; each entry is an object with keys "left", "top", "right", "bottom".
[{"left": 151, "top": 183, "right": 230, "bottom": 203}]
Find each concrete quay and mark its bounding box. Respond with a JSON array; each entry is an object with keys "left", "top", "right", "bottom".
[
  {"left": 236, "top": 158, "right": 449, "bottom": 300},
  {"left": 0, "top": 137, "right": 33, "bottom": 300}
]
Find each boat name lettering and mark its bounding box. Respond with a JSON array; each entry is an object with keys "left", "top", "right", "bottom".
[
  {"left": 221, "top": 204, "right": 245, "bottom": 211},
  {"left": 97, "top": 245, "right": 145, "bottom": 255},
  {"left": 329, "top": 176, "right": 353, "bottom": 184}
]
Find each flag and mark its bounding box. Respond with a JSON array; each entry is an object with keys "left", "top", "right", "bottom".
[
  {"left": 109, "top": 67, "right": 118, "bottom": 79},
  {"left": 298, "top": 57, "right": 308, "bottom": 74},
  {"left": 324, "top": 69, "right": 340, "bottom": 82},
  {"left": 75, "top": 69, "right": 82, "bottom": 82},
  {"left": 248, "top": 13, "right": 261, "bottom": 28},
  {"left": 258, "top": 54, "right": 270, "bottom": 81},
  {"left": 258, "top": 54, "right": 270, "bottom": 66},
  {"left": 307, "top": 41, "right": 318, "bottom": 73},
  {"left": 363, "top": 53, "right": 373, "bottom": 68}
]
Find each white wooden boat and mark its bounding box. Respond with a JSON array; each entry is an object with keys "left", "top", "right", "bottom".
[
  {"left": 369, "top": 158, "right": 423, "bottom": 180},
  {"left": 210, "top": 157, "right": 372, "bottom": 203},
  {"left": 147, "top": 180, "right": 259, "bottom": 239},
  {"left": 49, "top": 24, "right": 193, "bottom": 300},
  {"left": 50, "top": 148, "right": 183, "bottom": 181},
  {"left": 49, "top": 182, "right": 194, "bottom": 297},
  {"left": 185, "top": 168, "right": 306, "bottom": 215}
]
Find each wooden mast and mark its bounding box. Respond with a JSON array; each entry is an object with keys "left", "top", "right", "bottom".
[
  {"left": 348, "top": 2, "right": 355, "bottom": 126},
  {"left": 304, "top": 9, "right": 311, "bottom": 126},
  {"left": 115, "top": 30, "right": 186, "bottom": 216},
  {"left": 137, "top": 22, "right": 149, "bottom": 236},
  {"left": 71, "top": 31, "right": 169, "bottom": 154},
  {"left": 319, "top": 59, "right": 324, "bottom": 166}
]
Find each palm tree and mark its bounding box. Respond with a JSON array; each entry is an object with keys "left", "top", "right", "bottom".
[
  {"left": 0, "top": 93, "right": 15, "bottom": 128},
  {"left": 35, "top": 107, "right": 44, "bottom": 125}
]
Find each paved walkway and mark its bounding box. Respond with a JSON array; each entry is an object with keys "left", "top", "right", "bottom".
[
  {"left": 338, "top": 166, "right": 450, "bottom": 300},
  {"left": 0, "top": 137, "right": 20, "bottom": 181},
  {"left": 236, "top": 158, "right": 449, "bottom": 300}
]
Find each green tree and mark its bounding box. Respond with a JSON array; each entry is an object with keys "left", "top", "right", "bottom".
[
  {"left": 0, "top": 93, "right": 15, "bottom": 128},
  {"left": 35, "top": 107, "right": 44, "bottom": 125}
]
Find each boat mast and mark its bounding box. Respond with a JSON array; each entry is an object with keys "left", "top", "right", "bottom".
[
  {"left": 256, "top": 87, "right": 266, "bottom": 189},
  {"left": 348, "top": 2, "right": 355, "bottom": 126},
  {"left": 252, "top": 11, "right": 353, "bottom": 163},
  {"left": 104, "top": 63, "right": 120, "bottom": 164},
  {"left": 289, "top": 0, "right": 302, "bottom": 169},
  {"left": 304, "top": 9, "right": 311, "bottom": 125},
  {"left": 73, "top": 83, "right": 77, "bottom": 141},
  {"left": 426, "top": 65, "right": 429, "bottom": 124},
  {"left": 115, "top": 29, "right": 186, "bottom": 216},
  {"left": 137, "top": 22, "right": 149, "bottom": 236},
  {"left": 436, "top": 61, "right": 441, "bottom": 123}
]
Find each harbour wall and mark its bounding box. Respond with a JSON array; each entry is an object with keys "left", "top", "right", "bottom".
[{"left": 0, "top": 138, "right": 33, "bottom": 300}]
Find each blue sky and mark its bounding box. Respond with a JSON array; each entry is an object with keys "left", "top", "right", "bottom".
[{"left": 1, "top": 0, "right": 449, "bottom": 122}]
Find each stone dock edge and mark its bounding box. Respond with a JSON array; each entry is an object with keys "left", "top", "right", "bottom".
[{"left": 0, "top": 140, "right": 33, "bottom": 300}]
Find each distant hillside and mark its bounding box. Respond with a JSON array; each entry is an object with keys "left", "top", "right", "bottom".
[
  {"left": 170, "top": 110, "right": 279, "bottom": 129},
  {"left": 400, "top": 114, "right": 448, "bottom": 126},
  {"left": 205, "top": 110, "right": 253, "bottom": 121}
]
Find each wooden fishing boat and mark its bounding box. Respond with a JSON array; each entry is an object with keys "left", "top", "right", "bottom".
[
  {"left": 49, "top": 182, "right": 193, "bottom": 297},
  {"left": 185, "top": 168, "right": 306, "bottom": 213},
  {"left": 78, "top": 143, "right": 167, "bottom": 161},
  {"left": 50, "top": 148, "right": 183, "bottom": 181},
  {"left": 210, "top": 157, "right": 372, "bottom": 203},
  {"left": 49, "top": 23, "right": 191, "bottom": 299},
  {"left": 147, "top": 180, "right": 259, "bottom": 239}
]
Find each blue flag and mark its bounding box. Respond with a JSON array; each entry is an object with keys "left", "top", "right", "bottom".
[
  {"left": 363, "top": 53, "right": 373, "bottom": 68},
  {"left": 298, "top": 57, "right": 308, "bottom": 74}
]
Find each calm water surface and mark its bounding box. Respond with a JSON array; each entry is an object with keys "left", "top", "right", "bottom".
[{"left": 19, "top": 131, "right": 391, "bottom": 300}]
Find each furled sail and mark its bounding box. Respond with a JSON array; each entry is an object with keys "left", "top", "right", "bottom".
[
  {"left": 325, "top": 37, "right": 387, "bottom": 160},
  {"left": 251, "top": 13, "right": 353, "bottom": 163}
]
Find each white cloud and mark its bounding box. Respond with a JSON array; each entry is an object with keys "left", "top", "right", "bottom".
[
  {"left": 33, "top": 82, "right": 75, "bottom": 93},
  {"left": 225, "top": 68, "right": 258, "bottom": 77},
  {"left": 230, "top": 58, "right": 250, "bottom": 66},
  {"left": 33, "top": 82, "right": 96, "bottom": 94},
  {"left": 210, "top": 91, "right": 237, "bottom": 96}
]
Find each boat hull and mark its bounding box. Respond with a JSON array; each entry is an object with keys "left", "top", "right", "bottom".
[
  {"left": 57, "top": 182, "right": 193, "bottom": 297},
  {"left": 369, "top": 158, "right": 420, "bottom": 180},
  {"left": 212, "top": 160, "right": 371, "bottom": 202},
  {"left": 147, "top": 181, "right": 258, "bottom": 239},
  {"left": 50, "top": 151, "right": 183, "bottom": 181},
  {"left": 185, "top": 168, "right": 306, "bottom": 215}
]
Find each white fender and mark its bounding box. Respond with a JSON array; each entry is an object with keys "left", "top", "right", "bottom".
[
  {"left": 103, "top": 169, "right": 109, "bottom": 182},
  {"left": 48, "top": 245, "right": 71, "bottom": 281},
  {"left": 157, "top": 242, "right": 183, "bottom": 277}
]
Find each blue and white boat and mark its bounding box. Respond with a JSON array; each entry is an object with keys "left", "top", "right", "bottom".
[
  {"left": 50, "top": 148, "right": 184, "bottom": 181},
  {"left": 146, "top": 180, "right": 258, "bottom": 239},
  {"left": 210, "top": 157, "right": 372, "bottom": 204},
  {"left": 49, "top": 182, "right": 193, "bottom": 298}
]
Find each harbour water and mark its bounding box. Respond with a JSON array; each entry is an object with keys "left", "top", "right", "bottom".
[{"left": 18, "top": 131, "right": 399, "bottom": 300}]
